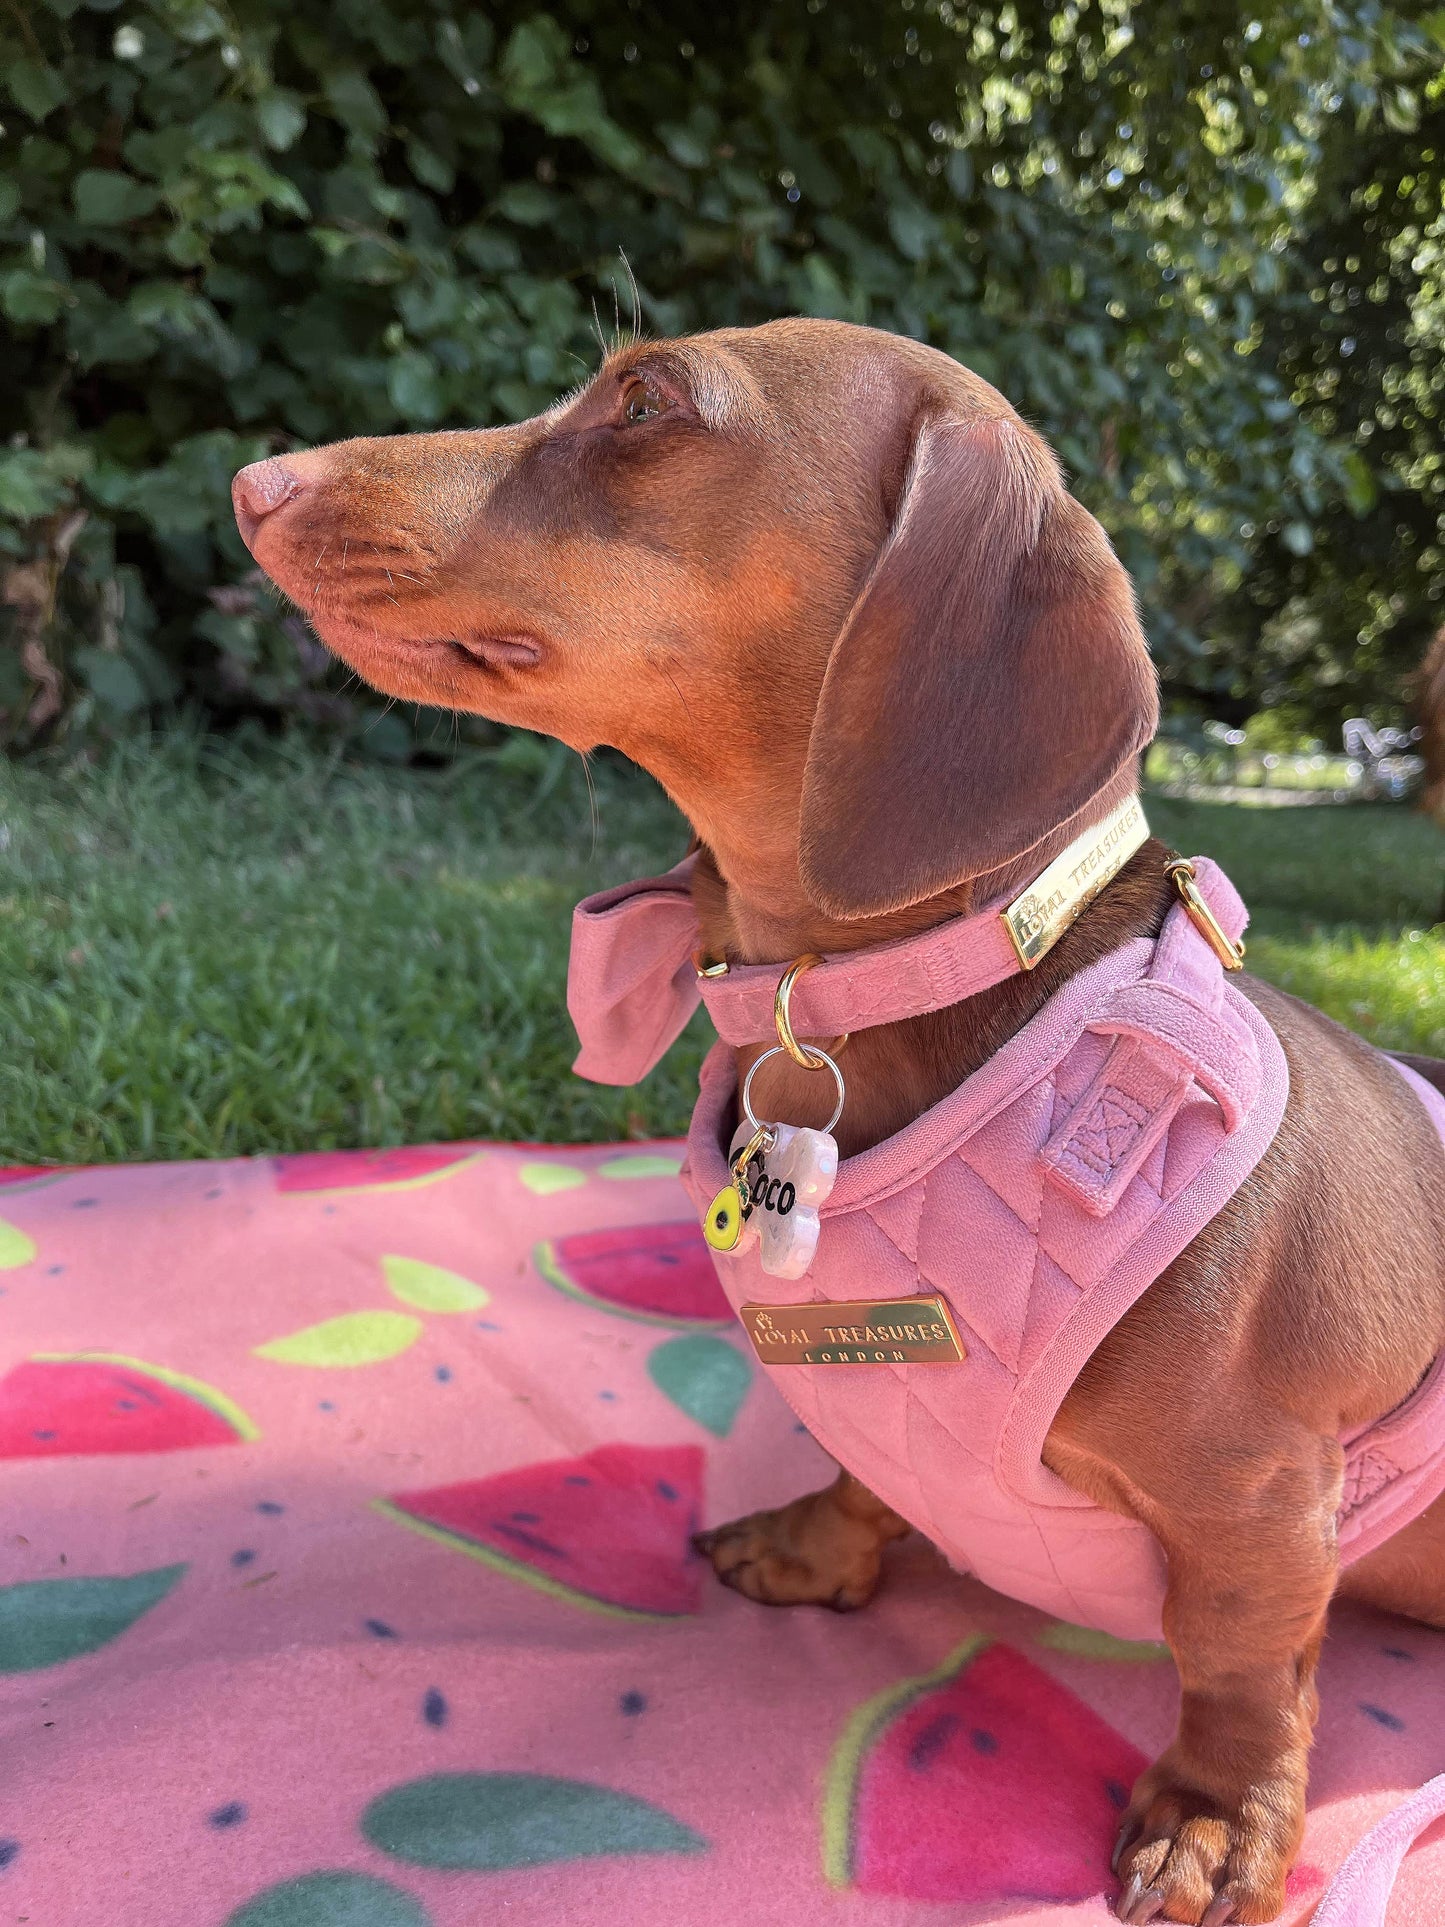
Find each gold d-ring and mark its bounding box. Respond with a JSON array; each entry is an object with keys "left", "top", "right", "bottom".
[
  {"left": 1165, "top": 858, "right": 1246, "bottom": 972},
  {"left": 775, "top": 954, "right": 850, "bottom": 1068}
]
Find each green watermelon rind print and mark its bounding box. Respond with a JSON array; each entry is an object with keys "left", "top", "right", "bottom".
[
  {"left": 820, "top": 1635, "right": 990, "bottom": 1890},
  {"left": 30, "top": 1352, "right": 260, "bottom": 1443},
  {"left": 370, "top": 1499, "right": 686, "bottom": 1624},
  {"left": 1036, "top": 1621, "right": 1170, "bottom": 1663},
  {"left": 0, "top": 1168, "right": 74, "bottom": 1195},
  {"left": 532, "top": 1238, "right": 731, "bottom": 1330}
]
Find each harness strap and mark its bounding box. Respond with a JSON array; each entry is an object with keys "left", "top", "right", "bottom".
[{"left": 1039, "top": 861, "right": 1259, "bottom": 1217}]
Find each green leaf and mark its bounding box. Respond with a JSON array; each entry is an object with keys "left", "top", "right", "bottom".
[
  {"left": 886, "top": 202, "right": 936, "bottom": 262},
  {"left": 387, "top": 351, "right": 444, "bottom": 423},
  {"left": 0, "top": 449, "right": 70, "bottom": 518},
  {"left": 7, "top": 60, "right": 68, "bottom": 121},
  {"left": 494, "top": 182, "right": 556, "bottom": 226},
  {"left": 381, "top": 1256, "right": 489, "bottom": 1313},
  {"left": 324, "top": 69, "right": 387, "bottom": 147},
  {"left": 500, "top": 19, "right": 563, "bottom": 93},
  {"left": 405, "top": 141, "right": 454, "bottom": 194},
  {"left": 647, "top": 1334, "right": 751, "bottom": 1437},
  {"left": 1340, "top": 449, "right": 1377, "bottom": 516},
  {"left": 73, "top": 170, "right": 160, "bottom": 225},
  {"left": 945, "top": 148, "right": 974, "bottom": 198},
  {"left": 256, "top": 92, "right": 307, "bottom": 152},
  {"left": 76, "top": 647, "right": 148, "bottom": 715},
  {"left": 0, "top": 1565, "right": 186, "bottom": 1672},
  {"left": 0, "top": 179, "right": 21, "bottom": 225},
  {"left": 225, "top": 1872, "right": 432, "bottom": 1927},
  {"left": 362, "top": 1772, "right": 707, "bottom": 1869},
  {"left": 254, "top": 1310, "right": 422, "bottom": 1367},
  {"left": 1, "top": 271, "right": 67, "bottom": 327}
]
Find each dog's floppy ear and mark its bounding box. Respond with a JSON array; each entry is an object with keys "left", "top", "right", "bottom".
[{"left": 798, "top": 409, "right": 1158, "bottom": 918}]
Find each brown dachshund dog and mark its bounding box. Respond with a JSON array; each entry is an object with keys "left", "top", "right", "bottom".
[{"left": 234, "top": 320, "right": 1445, "bottom": 1927}]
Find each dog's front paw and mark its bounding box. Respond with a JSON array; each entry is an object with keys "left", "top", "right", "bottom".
[
  {"left": 1112, "top": 1756, "right": 1301, "bottom": 1925},
  {"left": 692, "top": 1489, "right": 887, "bottom": 1611}
]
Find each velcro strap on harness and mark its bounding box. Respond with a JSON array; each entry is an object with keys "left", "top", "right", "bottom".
[{"left": 1039, "top": 863, "right": 1261, "bottom": 1218}]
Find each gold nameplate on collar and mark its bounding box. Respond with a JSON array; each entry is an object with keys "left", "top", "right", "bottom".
[
  {"left": 740, "top": 1297, "right": 965, "bottom": 1366},
  {"left": 1002, "top": 795, "right": 1150, "bottom": 970}
]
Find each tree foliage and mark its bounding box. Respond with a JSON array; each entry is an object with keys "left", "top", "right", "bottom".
[{"left": 2, "top": 0, "right": 1442, "bottom": 749}]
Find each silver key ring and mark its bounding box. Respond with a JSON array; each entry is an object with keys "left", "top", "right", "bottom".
[{"left": 741, "top": 1044, "right": 846, "bottom": 1138}]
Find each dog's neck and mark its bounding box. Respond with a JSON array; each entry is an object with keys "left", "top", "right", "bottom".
[
  {"left": 686, "top": 761, "right": 1146, "bottom": 968},
  {"left": 666, "top": 760, "right": 1175, "bottom": 1156}
]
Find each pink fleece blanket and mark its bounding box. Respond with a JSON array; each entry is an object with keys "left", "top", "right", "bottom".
[{"left": 0, "top": 1143, "right": 1440, "bottom": 1927}]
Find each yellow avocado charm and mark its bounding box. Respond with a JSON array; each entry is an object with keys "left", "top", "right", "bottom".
[{"left": 704, "top": 1182, "right": 745, "bottom": 1252}]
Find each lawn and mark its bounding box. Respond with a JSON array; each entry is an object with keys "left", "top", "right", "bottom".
[{"left": 2, "top": 734, "right": 1442, "bottom": 1167}]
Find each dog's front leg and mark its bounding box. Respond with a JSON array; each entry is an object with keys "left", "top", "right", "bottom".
[
  {"left": 693, "top": 1469, "right": 910, "bottom": 1610},
  {"left": 1112, "top": 1442, "right": 1341, "bottom": 1927}
]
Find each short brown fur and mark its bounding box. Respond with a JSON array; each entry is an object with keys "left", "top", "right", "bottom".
[{"left": 235, "top": 319, "right": 1445, "bottom": 1927}]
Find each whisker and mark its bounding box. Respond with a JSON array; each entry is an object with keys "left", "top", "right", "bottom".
[
  {"left": 616, "top": 248, "right": 642, "bottom": 344},
  {"left": 578, "top": 749, "right": 600, "bottom": 855}
]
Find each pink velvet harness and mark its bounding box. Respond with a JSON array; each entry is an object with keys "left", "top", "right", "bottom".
[{"left": 568, "top": 852, "right": 1445, "bottom": 1645}]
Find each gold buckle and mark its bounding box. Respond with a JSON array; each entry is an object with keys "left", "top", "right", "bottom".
[
  {"left": 774, "top": 954, "right": 849, "bottom": 1068},
  {"left": 1165, "top": 859, "right": 1246, "bottom": 972}
]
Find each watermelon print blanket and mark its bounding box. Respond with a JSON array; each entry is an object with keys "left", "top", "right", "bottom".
[{"left": 0, "top": 1142, "right": 1441, "bottom": 1927}]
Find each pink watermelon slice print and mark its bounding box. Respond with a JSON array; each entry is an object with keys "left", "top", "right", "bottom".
[
  {"left": 534, "top": 1222, "right": 731, "bottom": 1326},
  {"left": 0, "top": 1354, "right": 258, "bottom": 1459},
  {"left": 823, "top": 1638, "right": 1146, "bottom": 1903},
  {"left": 376, "top": 1442, "right": 704, "bottom": 1620},
  {"left": 272, "top": 1144, "right": 483, "bottom": 1195}
]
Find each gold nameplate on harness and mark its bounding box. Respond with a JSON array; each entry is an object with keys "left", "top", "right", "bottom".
[
  {"left": 1001, "top": 794, "right": 1150, "bottom": 970},
  {"left": 740, "top": 1297, "right": 966, "bottom": 1366}
]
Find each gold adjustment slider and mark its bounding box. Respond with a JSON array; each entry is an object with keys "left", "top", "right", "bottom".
[
  {"left": 1165, "top": 858, "right": 1246, "bottom": 972},
  {"left": 774, "top": 954, "right": 849, "bottom": 1068}
]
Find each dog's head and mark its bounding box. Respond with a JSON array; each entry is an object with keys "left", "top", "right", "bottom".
[{"left": 235, "top": 319, "right": 1156, "bottom": 918}]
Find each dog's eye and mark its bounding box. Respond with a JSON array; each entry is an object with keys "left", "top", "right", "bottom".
[{"left": 622, "top": 377, "right": 671, "bottom": 425}]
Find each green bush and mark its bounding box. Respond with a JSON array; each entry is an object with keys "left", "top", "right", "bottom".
[{"left": 2, "top": 1, "right": 1441, "bottom": 749}]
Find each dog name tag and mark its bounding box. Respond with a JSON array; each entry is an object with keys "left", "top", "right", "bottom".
[
  {"left": 740, "top": 1297, "right": 966, "bottom": 1365},
  {"left": 718, "top": 1118, "right": 838, "bottom": 1280}
]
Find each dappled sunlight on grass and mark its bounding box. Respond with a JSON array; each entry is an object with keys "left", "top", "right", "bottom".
[{"left": 1249, "top": 930, "right": 1445, "bottom": 1058}]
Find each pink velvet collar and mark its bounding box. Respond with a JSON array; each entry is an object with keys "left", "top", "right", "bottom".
[
  {"left": 565, "top": 853, "right": 1035, "bottom": 1085},
  {"left": 566, "top": 847, "right": 1248, "bottom": 1089}
]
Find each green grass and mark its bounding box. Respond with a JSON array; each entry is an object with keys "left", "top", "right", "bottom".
[{"left": 2, "top": 738, "right": 1442, "bottom": 1166}]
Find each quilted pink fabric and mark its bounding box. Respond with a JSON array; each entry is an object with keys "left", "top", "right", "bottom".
[{"left": 671, "top": 867, "right": 1445, "bottom": 1644}]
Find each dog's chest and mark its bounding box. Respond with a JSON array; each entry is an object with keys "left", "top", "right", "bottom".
[{"left": 682, "top": 910, "right": 1290, "bottom": 1641}]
